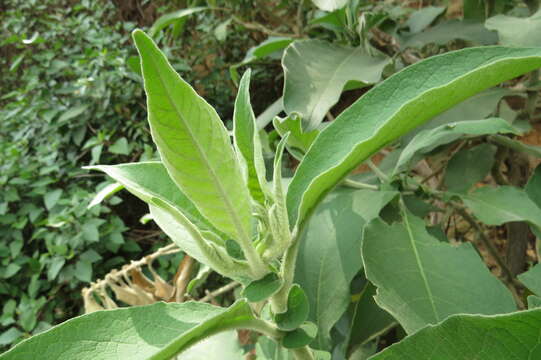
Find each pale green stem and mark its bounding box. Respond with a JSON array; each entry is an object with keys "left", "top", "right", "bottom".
[
  {"left": 366, "top": 159, "right": 389, "bottom": 182},
  {"left": 291, "top": 346, "right": 315, "bottom": 360},
  {"left": 342, "top": 178, "right": 379, "bottom": 190},
  {"left": 270, "top": 227, "right": 301, "bottom": 313}
]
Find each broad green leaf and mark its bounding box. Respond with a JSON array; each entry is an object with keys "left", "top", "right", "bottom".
[
  {"left": 401, "top": 20, "right": 498, "bottom": 48},
  {"left": 463, "top": 0, "right": 487, "bottom": 20},
  {"left": 275, "top": 284, "right": 310, "bottom": 331},
  {"left": 86, "top": 162, "right": 214, "bottom": 232},
  {"left": 311, "top": 0, "right": 348, "bottom": 12},
  {"left": 294, "top": 188, "right": 396, "bottom": 350},
  {"left": 518, "top": 264, "right": 541, "bottom": 296},
  {"left": 234, "top": 69, "right": 267, "bottom": 204},
  {"left": 287, "top": 46, "right": 541, "bottom": 228},
  {"left": 460, "top": 186, "right": 541, "bottom": 231},
  {"left": 148, "top": 7, "right": 208, "bottom": 37},
  {"left": 0, "top": 300, "right": 254, "bottom": 360},
  {"left": 87, "top": 182, "right": 123, "bottom": 209},
  {"left": 444, "top": 143, "right": 496, "bottom": 193},
  {"left": 109, "top": 137, "right": 130, "bottom": 155},
  {"left": 242, "top": 273, "right": 283, "bottom": 302},
  {"left": 362, "top": 206, "right": 516, "bottom": 334},
  {"left": 283, "top": 40, "right": 389, "bottom": 130},
  {"left": 132, "top": 30, "right": 253, "bottom": 245},
  {"left": 369, "top": 309, "right": 541, "bottom": 360},
  {"left": 256, "top": 336, "right": 292, "bottom": 360},
  {"left": 348, "top": 281, "right": 396, "bottom": 347},
  {"left": 405, "top": 6, "right": 446, "bottom": 33},
  {"left": 0, "top": 328, "right": 22, "bottom": 347},
  {"left": 486, "top": 9, "right": 541, "bottom": 47},
  {"left": 394, "top": 118, "right": 518, "bottom": 175},
  {"left": 180, "top": 331, "right": 243, "bottom": 360}
]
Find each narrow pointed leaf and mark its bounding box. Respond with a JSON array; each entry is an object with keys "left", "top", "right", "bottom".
[
  {"left": 369, "top": 309, "right": 541, "bottom": 360},
  {"left": 287, "top": 46, "right": 541, "bottom": 228},
  {"left": 132, "top": 30, "right": 252, "bottom": 243},
  {"left": 234, "top": 69, "right": 267, "bottom": 203},
  {"left": 0, "top": 301, "right": 254, "bottom": 360},
  {"left": 283, "top": 40, "right": 389, "bottom": 130},
  {"left": 363, "top": 206, "right": 516, "bottom": 334},
  {"left": 393, "top": 118, "right": 518, "bottom": 175}
]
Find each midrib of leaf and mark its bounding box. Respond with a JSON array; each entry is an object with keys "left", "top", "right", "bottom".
[
  {"left": 465, "top": 193, "right": 528, "bottom": 223},
  {"left": 305, "top": 46, "right": 360, "bottom": 123},
  {"left": 148, "top": 54, "right": 252, "bottom": 254},
  {"left": 401, "top": 207, "right": 439, "bottom": 323}
]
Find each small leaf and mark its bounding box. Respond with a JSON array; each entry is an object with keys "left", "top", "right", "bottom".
[
  {"left": 109, "top": 137, "right": 130, "bottom": 155},
  {"left": 282, "top": 322, "right": 318, "bottom": 349},
  {"left": 370, "top": 309, "right": 541, "bottom": 360},
  {"left": 44, "top": 189, "right": 63, "bottom": 210},
  {"left": 0, "top": 300, "right": 255, "bottom": 360},
  {"left": 283, "top": 40, "right": 389, "bottom": 130},
  {"left": 401, "top": 20, "right": 497, "bottom": 48},
  {"left": 518, "top": 264, "right": 541, "bottom": 296},
  {"left": 405, "top": 6, "right": 446, "bottom": 33},
  {"left": 242, "top": 273, "right": 282, "bottom": 302},
  {"left": 233, "top": 69, "right": 268, "bottom": 203},
  {"left": 273, "top": 115, "right": 320, "bottom": 160},
  {"left": 275, "top": 284, "right": 309, "bottom": 331},
  {"left": 528, "top": 296, "right": 541, "bottom": 309},
  {"left": 526, "top": 164, "right": 541, "bottom": 209},
  {"left": 149, "top": 7, "right": 208, "bottom": 37},
  {"left": 87, "top": 182, "right": 124, "bottom": 209}
]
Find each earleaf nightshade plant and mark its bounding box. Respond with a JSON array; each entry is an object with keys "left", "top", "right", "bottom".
[{"left": 3, "top": 27, "right": 541, "bottom": 360}]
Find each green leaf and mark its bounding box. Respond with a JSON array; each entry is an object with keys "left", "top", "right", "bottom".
[
  {"left": 486, "top": 9, "right": 541, "bottom": 47},
  {"left": 283, "top": 40, "right": 389, "bottom": 130},
  {"left": 109, "top": 137, "right": 130, "bottom": 155},
  {"left": 401, "top": 20, "right": 498, "bottom": 48},
  {"left": 233, "top": 69, "right": 267, "bottom": 203},
  {"left": 518, "top": 264, "right": 541, "bottom": 296},
  {"left": 362, "top": 205, "right": 516, "bottom": 334},
  {"left": 528, "top": 295, "right": 541, "bottom": 309},
  {"left": 44, "top": 189, "right": 63, "bottom": 210},
  {"left": 0, "top": 300, "right": 256, "bottom": 360},
  {"left": 57, "top": 105, "right": 89, "bottom": 124},
  {"left": 0, "top": 328, "right": 22, "bottom": 347},
  {"left": 148, "top": 7, "right": 208, "bottom": 37},
  {"left": 87, "top": 182, "right": 123, "bottom": 209},
  {"left": 444, "top": 143, "right": 496, "bottom": 193},
  {"left": 86, "top": 162, "right": 213, "bottom": 232},
  {"left": 460, "top": 186, "right": 541, "bottom": 231},
  {"left": 348, "top": 281, "right": 396, "bottom": 347},
  {"left": 394, "top": 118, "right": 517, "bottom": 175},
  {"left": 275, "top": 284, "right": 310, "bottom": 331},
  {"left": 463, "top": 0, "right": 487, "bottom": 20},
  {"left": 282, "top": 322, "right": 318, "bottom": 349},
  {"left": 74, "top": 260, "right": 92, "bottom": 282},
  {"left": 273, "top": 115, "right": 320, "bottom": 160},
  {"left": 132, "top": 30, "right": 253, "bottom": 246},
  {"left": 180, "top": 331, "right": 243, "bottom": 360},
  {"left": 369, "top": 309, "right": 541, "bottom": 360},
  {"left": 256, "top": 336, "right": 292, "bottom": 360},
  {"left": 242, "top": 272, "right": 283, "bottom": 302},
  {"left": 294, "top": 188, "right": 396, "bottom": 350},
  {"left": 287, "top": 46, "right": 541, "bottom": 228},
  {"left": 311, "top": 0, "right": 348, "bottom": 12},
  {"left": 405, "top": 6, "right": 446, "bottom": 33}
]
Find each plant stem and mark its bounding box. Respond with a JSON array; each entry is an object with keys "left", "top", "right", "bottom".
[
  {"left": 367, "top": 159, "right": 389, "bottom": 182},
  {"left": 291, "top": 346, "right": 315, "bottom": 360},
  {"left": 342, "top": 178, "right": 379, "bottom": 190},
  {"left": 270, "top": 228, "right": 302, "bottom": 313}
]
